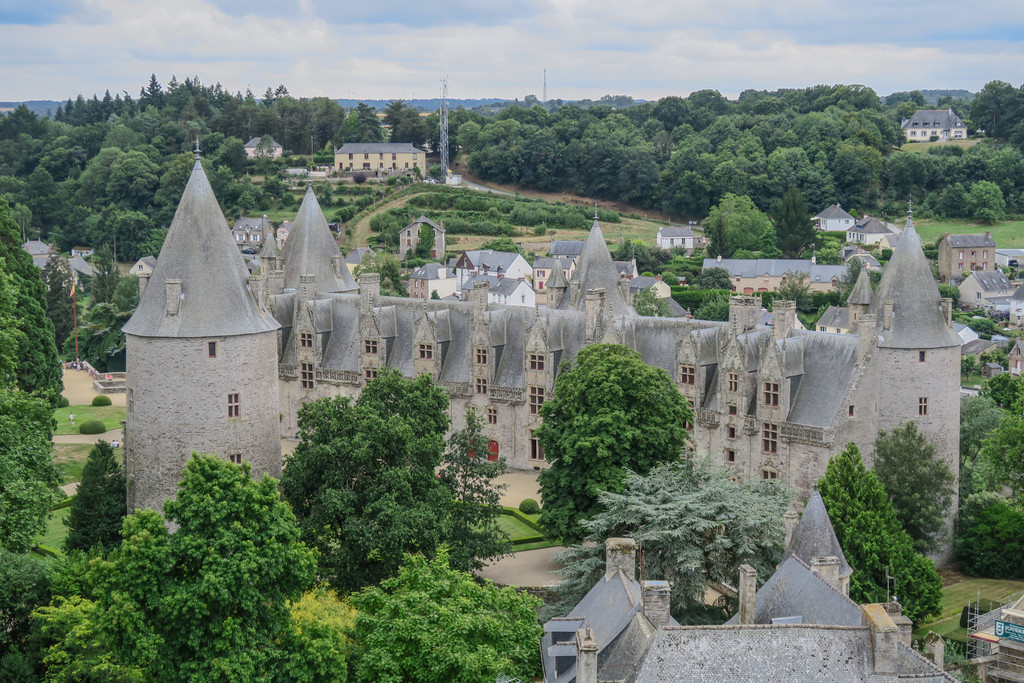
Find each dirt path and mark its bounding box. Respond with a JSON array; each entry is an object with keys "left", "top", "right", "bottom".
[
  {"left": 494, "top": 471, "right": 541, "bottom": 507},
  {"left": 347, "top": 191, "right": 425, "bottom": 250},
  {"left": 476, "top": 546, "right": 567, "bottom": 588}
]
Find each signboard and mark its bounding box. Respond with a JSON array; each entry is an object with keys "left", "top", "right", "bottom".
[{"left": 995, "top": 620, "right": 1024, "bottom": 643}]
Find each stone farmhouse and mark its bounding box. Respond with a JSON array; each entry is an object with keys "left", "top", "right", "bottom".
[
  {"left": 958, "top": 270, "right": 1015, "bottom": 310},
  {"left": 333, "top": 142, "right": 424, "bottom": 174},
  {"left": 901, "top": 109, "right": 967, "bottom": 141},
  {"left": 702, "top": 257, "right": 847, "bottom": 294},
  {"left": 543, "top": 492, "right": 952, "bottom": 682},
  {"left": 937, "top": 232, "right": 996, "bottom": 282},
  {"left": 397, "top": 215, "right": 446, "bottom": 261},
  {"left": 124, "top": 159, "right": 961, "bottom": 545}
]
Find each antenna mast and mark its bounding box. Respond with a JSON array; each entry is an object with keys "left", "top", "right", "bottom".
[{"left": 440, "top": 75, "right": 450, "bottom": 179}]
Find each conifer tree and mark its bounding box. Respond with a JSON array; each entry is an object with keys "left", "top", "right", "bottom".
[
  {"left": 88, "top": 244, "right": 120, "bottom": 306},
  {"left": 771, "top": 187, "right": 816, "bottom": 256},
  {"left": 64, "top": 440, "right": 126, "bottom": 553},
  {"left": 818, "top": 443, "right": 941, "bottom": 623},
  {"left": 43, "top": 251, "right": 77, "bottom": 350}
]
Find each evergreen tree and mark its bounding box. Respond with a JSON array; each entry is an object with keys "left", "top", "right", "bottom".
[
  {"left": 88, "top": 244, "right": 120, "bottom": 305},
  {"left": 818, "top": 443, "right": 942, "bottom": 623},
  {"left": 771, "top": 187, "right": 816, "bottom": 256},
  {"left": 438, "top": 408, "right": 508, "bottom": 572},
  {"left": 64, "top": 440, "right": 126, "bottom": 553},
  {"left": 43, "top": 252, "right": 77, "bottom": 350},
  {"left": 0, "top": 199, "right": 61, "bottom": 402}
]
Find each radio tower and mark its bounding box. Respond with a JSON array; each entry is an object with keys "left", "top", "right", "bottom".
[{"left": 439, "top": 75, "right": 449, "bottom": 179}]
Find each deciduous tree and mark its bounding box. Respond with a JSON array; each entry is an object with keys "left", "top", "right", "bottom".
[{"left": 633, "top": 287, "right": 671, "bottom": 317}]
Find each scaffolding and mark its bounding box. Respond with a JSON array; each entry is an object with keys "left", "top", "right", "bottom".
[{"left": 968, "top": 593, "right": 1024, "bottom": 682}]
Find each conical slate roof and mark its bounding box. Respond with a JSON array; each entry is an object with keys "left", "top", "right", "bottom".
[
  {"left": 547, "top": 258, "right": 568, "bottom": 289},
  {"left": 847, "top": 270, "right": 873, "bottom": 306},
  {"left": 280, "top": 186, "right": 357, "bottom": 293},
  {"left": 123, "top": 159, "right": 278, "bottom": 338},
  {"left": 786, "top": 488, "right": 853, "bottom": 579},
  {"left": 557, "top": 218, "right": 631, "bottom": 315},
  {"left": 868, "top": 218, "right": 959, "bottom": 349},
  {"left": 259, "top": 229, "right": 280, "bottom": 259}
]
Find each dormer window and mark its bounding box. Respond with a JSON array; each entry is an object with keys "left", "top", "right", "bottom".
[
  {"left": 763, "top": 382, "right": 779, "bottom": 407},
  {"left": 476, "top": 348, "right": 488, "bottom": 365},
  {"left": 364, "top": 339, "right": 378, "bottom": 355},
  {"left": 727, "top": 372, "right": 738, "bottom": 392}
]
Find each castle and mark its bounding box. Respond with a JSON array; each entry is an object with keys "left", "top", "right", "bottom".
[{"left": 124, "top": 158, "right": 961, "bottom": 534}]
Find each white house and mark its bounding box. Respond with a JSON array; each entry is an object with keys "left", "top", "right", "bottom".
[
  {"left": 813, "top": 204, "right": 855, "bottom": 231},
  {"left": 847, "top": 216, "right": 900, "bottom": 245},
  {"left": 452, "top": 249, "right": 532, "bottom": 290},
  {"left": 243, "top": 136, "right": 283, "bottom": 159},
  {"left": 901, "top": 109, "right": 967, "bottom": 141},
  {"left": 655, "top": 226, "right": 695, "bottom": 250},
  {"left": 461, "top": 274, "right": 535, "bottom": 308}
]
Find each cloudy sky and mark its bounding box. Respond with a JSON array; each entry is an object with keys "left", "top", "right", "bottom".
[{"left": 1, "top": 0, "right": 1022, "bottom": 102}]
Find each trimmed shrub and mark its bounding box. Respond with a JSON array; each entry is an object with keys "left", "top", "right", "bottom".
[
  {"left": 78, "top": 420, "right": 106, "bottom": 435},
  {"left": 58, "top": 396, "right": 69, "bottom": 408},
  {"left": 519, "top": 498, "right": 540, "bottom": 514},
  {"left": 91, "top": 395, "right": 112, "bottom": 407}
]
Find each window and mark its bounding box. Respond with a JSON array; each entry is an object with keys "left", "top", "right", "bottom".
[
  {"left": 919, "top": 351, "right": 926, "bottom": 362},
  {"left": 530, "top": 431, "right": 545, "bottom": 461},
  {"left": 761, "top": 469, "right": 778, "bottom": 480},
  {"left": 364, "top": 368, "right": 377, "bottom": 381},
  {"left": 727, "top": 426, "right": 736, "bottom": 439},
  {"left": 919, "top": 397, "right": 928, "bottom": 415},
  {"left": 728, "top": 404, "right": 737, "bottom": 416},
  {"left": 958, "top": 263, "right": 964, "bottom": 272},
  {"left": 984, "top": 250, "right": 989, "bottom": 259},
  {"left": 229, "top": 453, "right": 242, "bottom": 465},
  {"left": 763, "top": 382, "right": 779, "bottom": 407},
  {"left": 208, "top": 341, "right": 217, "bottom": 358},
  {"left": 300, "top": 332, "right": 313, "bottom": 348},
  {"left": 392, "top": 153, "right": 396, "bottom": 160},
  {"left": 475, "top": 378, "right": 488, "bottom": 395},
  {"left": 487, "top": 406, "right": 497, "bottom": 425},
  {"left": 418, "top": 343, "right": 433, "bottom": 360},
  {"left": 680, "top": 364, "right": 695, "bottom": 385},
  {"left": 227, "top": 393, "right": 240, "bottom": 418},
  {"left": 300, "top": 362, "right": 314, "bottom": 389},
  {"left": 977, "top": 292, "right": 982, "bottom": 301},
  {"left": 959, "top": 251, "right": 964, "bottom": 260},
  {"left": 848, "top": 405, "right": 855, "bottom": 417},
  {"left": 529, "top": 386, "right": 545, "bottom": 414},
  {"left": 530, "top": 353, "right": 545, "bottom": 371},
  {"left": 476, "top": 348, "right": 488, "bottom": 365},
  {"left": 726, "top": 449, "right": 735, "bottom": 462},
  {"left": 348, "top": 153, "right": 353, "bottom": 160},
  {"left": 762, "top": 422, "right": 778, "bottom": 453},
  {"left": 727, "top": 372, "right": 739, "bottom": 392},
  {"left": 364, "top": 339, "right": 378, "bottom": 354},
  {"left": 379, "top": 153, "right": 384, "bottom": 160}
]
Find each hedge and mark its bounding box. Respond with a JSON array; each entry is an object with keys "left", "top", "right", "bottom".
[
  {"left": 58, "top": 396, "right": 69, "bottom": 408},
  {"left": 519, "top": 498, "right": 540, "bottom": 514},
  {"left": 92, "top": 395, "right": 112, "bottom": 407},
  {"left": 78, "top": 420, "right": 106, "bottom": 435},
  {"left": 501, "top": 507, "right": 542, "bottom": 532}
]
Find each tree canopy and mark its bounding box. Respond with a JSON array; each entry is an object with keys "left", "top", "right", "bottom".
[
  {"left": 63, "top": 440, "right": 126, "bottom": 553},
  {"left": 537, "top": 343, "right": 693, "bottom": 543}
]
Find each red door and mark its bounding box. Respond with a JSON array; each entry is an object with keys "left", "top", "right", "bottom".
[{"left": 487, "top": 440, "right": 499, "bottom": 461}]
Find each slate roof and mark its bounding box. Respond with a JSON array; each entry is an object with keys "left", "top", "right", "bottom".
[
  {"left": 962, "top": 338, "right": 996, "bottom": 356},
  {"left": 847, "top": 270, "right": 873, "bottom": 305},
  {"left": 613, "top": 260, "right": 636, "bottom": 277},
  {"left": 813, "top": 204, "right": 854, "bottom": 221},
  {"left": 409, "top": 262, "right": 449, "bottom": 280},
  {"left": 233, "top": 215, "right": 270, "bottom": 231},
  {"left": 533, "top": 256, "right": 573, "bottom": 270},
  {"left": 846, "top": 252, "right": 882, "bottom": 270},
  {"left": 549, "top": 240, "right": 585, "bottom": 257},
  {"left": 334, "top": 142, "right": 423, "bottom": 154},
  {"left": 22, "top": 240, "right": 51, "bottom": 255},
  {"left": 546, "top": 259, "right": 568, "bottom": 289},
  {"left": 851, "top": 216, "right": 898, "bottom": 235},
  {"left": 628, "top": 275, "right": 660, "bottom": 293},
  {"left": 869, "top": 218, "right": 960, "bottom": 350},
  {"left": 557, "top": 219, "right": 632, "bottom": 316},
  {"left": 701, "top": 258, "right": 845, "bottom": 284},
  {"left": 138, "top": 256, "right": 157, "bottom": 270},
  {"left": 1013, "top": 281, "right": 1024, "bottom": 301},
  {"left": 344, "top": 247, "right": 374, "bottom": 265},
  {"left": 259, "top": 232, "right": 279, "bottom": 259},
  {"left": 944, "top": 233, "right": 996, "bottom": 248},
  {"left": 725, "top": 557, "right": 862, "bottom": 627},
  {"left": 279, "top": 186, "right": 358, "bottom": 294},
  {"left": 123, "top": 158, "right": 279, "bottom": 338},
  {"left": 816, "top": 306, "right": 849, "bottom": 330},
  {"left": 785, "top": 489, "right": 853, "bottom": 578},
  {"left": 664, "top": 298, "right": 689, "bottom": 318},
  {"left": 783, "top": 334, "right": 860, "bottom": 427},
  {"left": 243, "top": 136, "right": 282, "bottom": 149},
  {"left": 461, "top": 274, "right": 528, "bottom": 297},
  {"left": 405, "top": 215, "right": 444, "bottom": 234},
  {"left": 67, "top": 255, "right": 94, "bottom": 277},
  {"left": 658, "top": 226, "right": 694, "bottom": 238},
  {"left": 901, "top": 108, "right": 966, "bottom": 131},
  {"left": 454, "top": 249, "right": 520, "bottom": 273},
  {"left": 963, "top": 270, "right": 1013, "bottom": 292}
]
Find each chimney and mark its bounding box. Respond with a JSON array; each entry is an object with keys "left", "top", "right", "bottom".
[
  {"left": 359, "top": 272, "right": 380, "bottom": 310},
  {"left": 738, "top": 564, "right": 757, "bottom": 625},
  {"left": 811, "top": 254, "right": 817, "bottom": 265},
  {"left": 783, "top": 510, "right": 799, "bottom": 550},
  {"left": 811, "top": 556, "right": 840, "bottom": 589},
  {"left": 941, "top": 297, "right": 952, "bottom": 326},
  {"left": 773, "top": 300, "right": 796, "bottom": 340},
  {"left": 883, "top": 603, "right": 914, "bottom": 647},
  {"left": 642, "top": 581, "right": 671, "bottom": 628},
  {"left": 924, "top": 632, "right": 945, "bottom": 666},
  {"left": 585, "top": 289, "right": 606, "bottom": 343},
  {"left": 165, "top": 279, "right": 182, "bottom": 316},
  {"left": 138, "top": 273, "right": 150, "bottom": 298},
  {"left": 471, "top": 280, "right": 489, "bottom": 317},
  {"left": 332, "top": 254, "right": 345, "bottom": 279},
  {"left": 575, "top": 628, "right": 598, "bottom": 683},
  {"left": 882, "top": 300, "right": 894, "bottom": 331},
  {"left": 728, "top": 295, "right": 759, "bottom": 334},
  {"left": 717, "top": 254, "right": 722, "bottom": 264},
  {"left": 863, "top": 604, "right": 899, "bottom": 675},
  {"left": 605, "top": 537, "right": 636, "bottom": 579},
  {"left": 300, "top": 274, "right": 316, "bottom": 301},
  {"left": 858, "top": 313, "right": 876, "bottom": 360}
]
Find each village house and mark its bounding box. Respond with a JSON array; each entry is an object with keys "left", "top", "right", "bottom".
[
  {"left": 450, "top": 248, "right": 531, "bottom": 290},
  {"left": 243, "top": 136, "right": 282, "bottom": 159},
  {"left": 397, "top": 215, "right": 446, "bottom": 261},
  {"left": 655, "top": 226, "right": 696, "bottom": 251},
  {"left": 1009, "top": 340, "right": 1024, "bottom": 376},
  {"left": 344, "top": 247, "right": 375, "bottom": 277},
  {"left": 937, "top": 232, "right": 996, "bottom": 282},
  {"left": 532, "top": 256, "right": 576, "bottom": 304},
  {"left": 701, "top": 257, "right": 847, "bottom": 294},
  {"left": 407, "top": 262, "right": 457, "bottom": 300},
  {"left": 847, "top": 216, "right": 901, "bottom": 245},
  {"left": 901, "top": 108, "right": 967, "bottom": 141},
  {"left": 232, "top": 215, "right": 271, "bottom": 252},
  {"left": 130, "top": 256, "right": 157, "bottom": 279},
  {"left": 333, "top": 142, "right": 424, "bottom": 174},
  {"left": 958, "top": 270, "right": 1015, "bottom": 310},
  {"left": 460, "top": 273, "right": 535, "bottom": 308},
  {"left": 813, "top": 204, "right": 855, "bottom": 231},
  {"left": 627, "top": 274, "right": 672, "bottom": 300}
]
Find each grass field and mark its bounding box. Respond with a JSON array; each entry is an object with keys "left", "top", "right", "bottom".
[
  {"left": 38, "top": 507, "right": 70, "bottom": 553},
  {"left": 498, "top": 514, "right": 540, "bottom": 541},
  {"left": 53, "top": 443, "right": 95, "bottom": 484},
  {"left": 913, "top": 578, "right": 1024, "bottom": 642},
  {"left": 899, "top": 139, "right": 981, "bottom": 154},
  {"left": 53, "top": 404, "right": 126, "bottom": 436},
  {"left": 913, "top": 218, "right": 1024, "bottom": 248}
]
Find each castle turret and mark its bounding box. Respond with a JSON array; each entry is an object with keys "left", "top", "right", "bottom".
[
  {"left": 122, "top": 155, "right": 282, "bottom": 514},
  {"left": 546, "top": 258, "right": 568, "bottom": 308},
  {"left": 279, "top": 186, "right": 358, "bottom": 296},
  {"left": 847, "top": 270, "right": 872, "bottom": 332},
  {"left": 557, "top": 216, "right": 632, "bottom": 316}
]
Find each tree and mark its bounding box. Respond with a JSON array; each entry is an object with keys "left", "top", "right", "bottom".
[
  {"left": 281, "top": 370, "right": 452, "bottom": 592},
  {"left": 633, "top": 287, "right": 671, "bottom": 317},
  {"left": 818, "top": 443, "right": 941, "bottom": 623},
  {"left": 438, "top": 409, "right": 508, "bottom": 573},
  {"left": 479, "top": 236, "right": 522, "bottom": 254},
  {"left": 537, "top": 344, "right": 693, "bottom": 543},
  {"left": 872, "top": 423, "right": 955, "bottom": 553},
  {"left": 983, "top": 373, "right": 1024, "bottom": 409},
  {"left": 74, "top": 275, "right": 138, "bottom": 372},
  {"left": 88, "top": 244, "right": 121, "bottom": 305},
  {"left": 346, "top": 103, "right": 383, "bottom": 143},
  {"left": 694, "top": 290, "right": 731, "bottom": 321},
  {"left": 980, "top": 397, "right": 1024, "bottom": 499},
  {"left": 703, "top": 193, "right": 770, "bottom": 258},
  {"left": 64, "top": 440, "right": 126, "bottom": 553},
  {"left": 414, "top": 222, "right": 435, "bottom": 259},
  {"left": 36, "top": 454, "right": 329, "bottom": 680},
  {"left": 551, "top": 459, "right": 790, "bottom": 621},
  {"left": 759, "top": 223, "right": 783, "bottom": 258},
  {"left": 693, "top": 267, "right": 732, "bottom": 290},
  {"left": 966, "top": 180, "right": 1006, "bottom": 224},
  {"left": 771, "top": 187, "right": 816, "bottom": 256},
  {"left": 960, "top": 395, "right": 1004, "bottom": 499},
  {"left": 0, "top": 552, "right": 50, "bottom": 665},
  {"left": 349, "top": 550, "right": 542, "bottom": 683},
  {"left": 354, "top": 252, "right": 405, "bottom": 297},
  {"left": 955, "top": 498, "right": 1024, "bottom": 578},
  {"left": 43, "top": 252, "right": 76, "bottom": 349},
  {"left": 961, "top": 354, "right": 979, "bottom": 380},
  {"left": 777, "top": 271, "right": 813, "bottom": 312}
]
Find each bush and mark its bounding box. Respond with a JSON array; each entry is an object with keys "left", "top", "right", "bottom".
[
  {"left": 956, "top": 499, "right": 1024, "bottom": 578},
  {"left": 519, "top": 498, "right": 540, "bottom": 514},
  {"left": 78, "top": 420, "right": 106, "bottom": 435},
  {"left": 91, "top": 395, "right": 112, "bottom": 407},
  {"left": 58, "top": 396, "right": 69, "bottom": 408}
]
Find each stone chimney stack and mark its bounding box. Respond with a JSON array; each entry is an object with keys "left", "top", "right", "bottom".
[
  {"left": 783, "top": 510, "right": 799, "bottom": 550},
  {"left": 300, "top": 274, "right": 316, "bottom": 301},
  {"left": 575, "top": 627, "right": 598, "bottom": 683},
  {"left": 728, "top": 295, "right": 760, "bottom": 334},
  {"left": 471, "top": 280, "right": 489, "bottom": 317},
  {"left": 642, "top": 580, "right": 671, "bottom": 628},
  {"left": 811, "top": 556, "right": 840, "bottom": 589},
  {"left": 924, "top": 632, "right": 945, "bottom": 666},
  {"left": 738, "top": 564, "right": 757, "bottom": 625},
  {"left": 605, "top": 537, "right": 636, "bottom": 579},
  {"left": 585, "top": 288, "right": 606, "bottom": 342},
  {"left": 863, "top": 604, "right": 899, "bottom": 676},
  {"left": 883, "top": 603, "right": 914, "bottom": 647},
  {"left": 882, "top": 300, "right": 894, "bottom": 331},
  {"left": 618, "top": 272, "right": 629, "bottom": 303},
  {"left": 773, "top": 300, "right": 796, "bottom": 340},
  {"left": 941, "top": 297, "right": 952, "bottom": 327},
  {"left": 138, "top": 272, "right": 150, "bottom": 299},
  {"left": 332, "top": 254, "right": 345, "bottom": 280},
  {"left": 359, "top": 272, "right": 380, "bottom": 311},
  {"left": 858, "top": 313, "right": 876, "bottom": 361},
  {"left": 165, "top": 279, "right": 182, "bottom": 316}
]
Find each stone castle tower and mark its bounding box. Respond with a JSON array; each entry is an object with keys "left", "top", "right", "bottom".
[{"left": 122, "top": 154, "right": 282, "bottom": 513}]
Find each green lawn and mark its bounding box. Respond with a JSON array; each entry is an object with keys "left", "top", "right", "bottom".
[
  {"left": 899, "top": 139, "right": 981, "bottom": 154},
  {"left": 53, "top": 404, "right": 125, "bottom": 436},
  {"left": 913, "top": 578, "right": 1024, "bottom": 642},
  {"left": 38, "top": 507, "right": 70, "bottom": 554},
  {"left": 53, "top": 442, "right": 95, "bottom": 485},
  {"left": 913, "top": 218, "right": 1024, "bottom": 248},
  {"left": 498, "top": 514, "right": 540, "bottom": 541}
]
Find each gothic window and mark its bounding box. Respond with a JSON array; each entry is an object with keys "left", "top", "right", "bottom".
[
  {"left": 680, "top": 364, "right": 695, "bottom": 385},
  {"left": 418, "top": 343, "right": 433, "bottom": 360},
  {"left": 487, "top": 406, "right": 497, "bottom": 425},
  {"left": 363, "top": 339, "right": 378, "bottom": 354},
  {"left": 300, "top": 363, "right": 314, "bottom": 389},
  {"left": 728, "top": 372, "right": 738, "bottom": 392},
  {"left": 227, "top": 393, "right": 240, "bottom": 418},
  {"left": 475, "top": 378, "right": 488, "bottom": 395},
  {"left": 364, "top": 368, "right": 377, "bottom": 381},
  {"left": 763, "top": 382, "right": 779, "bottom": 407},
  {"left": 476, "top": 348, "right": 488, "bottom": 365},
  {"left": 529, "top": 386, "right": 545, "bottom": 414},
  {"left": 529, "top": 353, "right": 545, "bottom": 371},
  {"left": 208, "top": 341, "right": 217, "bottom": 358},
  {"left": 919, "top": 397, "right": 928, "bottom": 415},
  {"left": 762, "top": 422, "right": 778, "bottom": 453},
  {"left": 300, "top": 332, "right": 313, "bottom": 348}
]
